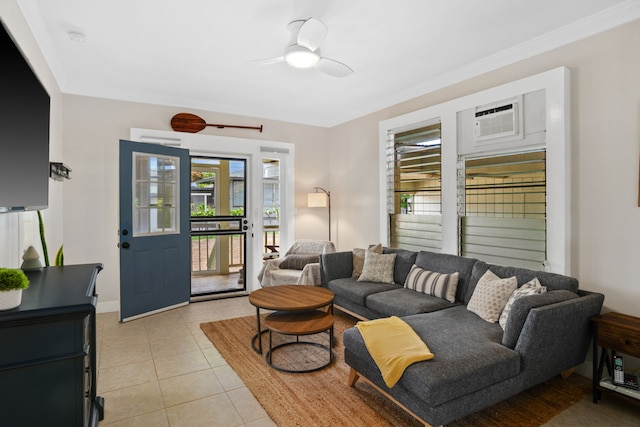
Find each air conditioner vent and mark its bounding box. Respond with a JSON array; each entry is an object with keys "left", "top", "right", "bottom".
[{"left": 474, "top": 101, "right": 518, "bottom": 141}]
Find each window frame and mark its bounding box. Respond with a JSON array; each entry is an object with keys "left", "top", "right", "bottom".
[{"left": 378, "top": 67, "right": 571, "bottom": 275}]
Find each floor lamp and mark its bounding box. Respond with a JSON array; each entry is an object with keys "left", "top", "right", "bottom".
[{"left": 308, "top": 187, "right": 331, "bottom": 241}]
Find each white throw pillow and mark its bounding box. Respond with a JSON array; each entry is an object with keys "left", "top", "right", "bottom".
[
  {"left": 467, "top": 270, "right": 517, "bottom": 323},
  {"left": 498, "top": 277, "right": 547, "bottom": 329}
]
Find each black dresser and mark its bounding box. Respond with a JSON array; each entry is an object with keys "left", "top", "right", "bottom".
[{"left": 0, "top": 264, "right": 104, "bottom": 426}]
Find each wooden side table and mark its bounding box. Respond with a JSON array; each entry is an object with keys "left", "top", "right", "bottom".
[{"left": 592, "top": 312, "right": 640, "bottom": 404}]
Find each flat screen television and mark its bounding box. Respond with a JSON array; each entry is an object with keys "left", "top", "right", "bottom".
[{"left": 0, "top": 19, "right": 50, "bottom": 213}]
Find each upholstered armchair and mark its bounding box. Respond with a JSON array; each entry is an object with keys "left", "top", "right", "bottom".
[{"left": 257, "top": 239, "right": 336, "bottom": 287}]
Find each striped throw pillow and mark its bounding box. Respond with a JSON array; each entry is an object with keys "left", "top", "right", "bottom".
[{"left": 404, "top": 265, "right": 459, "bottom": 303}]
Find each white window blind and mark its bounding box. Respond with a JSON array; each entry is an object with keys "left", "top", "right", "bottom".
[
  {"left": 387, "top": 123, "right": 442, "bottom": 251},
  {"left": 460, "top": 150, "right": 546, "bottom": 269}
]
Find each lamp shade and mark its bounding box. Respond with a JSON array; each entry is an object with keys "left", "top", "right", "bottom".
[{"left": 307, "top": 192, "right": 327, "bottom": 207}]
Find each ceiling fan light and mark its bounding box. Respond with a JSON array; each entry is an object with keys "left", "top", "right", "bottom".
[{"left": 285, "top": 45, "right": 319, "bottom": 68}]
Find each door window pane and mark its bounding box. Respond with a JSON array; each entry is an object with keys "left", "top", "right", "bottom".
[
  {"left": 190, "top": 157, "right": 246, "bottom": 217},
  {"left": 133, "top": 152, "right": 180, "bottom": 236}
]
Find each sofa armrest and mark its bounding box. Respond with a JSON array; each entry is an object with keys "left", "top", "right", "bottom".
[
  {"left": 257, "top": 257, "right": 285, "bottom": 286},
  {"left": 297, "top": 262, "right": 321, "bottom": 286},
  {"left": 511, "top": 291, "right": 604, "bottom": 386},
  {"left": 503, "top": 290, "right": 579, "bottom": 348},
  {"left": 320, "top": 251, "right": 354, "bottom": 287}
]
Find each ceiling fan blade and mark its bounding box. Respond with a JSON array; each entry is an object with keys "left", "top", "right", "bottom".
[
  {"left": 317, "top": 57, "right": 353, "bottom": 77},
  {"left": 297, "top": 18, "right": 328, "bottom": 51},
  {"left": 247, "top": 56, "right": 285, "bottom": 66}
]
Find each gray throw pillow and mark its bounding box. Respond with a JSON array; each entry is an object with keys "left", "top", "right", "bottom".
[{"left": 279, "top": 254, "right": 319, "bottom": 270}]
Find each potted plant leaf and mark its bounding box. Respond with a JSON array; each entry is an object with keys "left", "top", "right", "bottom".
[{"left": 0, "top": 268, "right": 30, "bottom": 310}]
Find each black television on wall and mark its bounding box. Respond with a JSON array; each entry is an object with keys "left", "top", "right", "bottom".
[{"left": 0, "top": 19, "right": 50, "bottom": 213}]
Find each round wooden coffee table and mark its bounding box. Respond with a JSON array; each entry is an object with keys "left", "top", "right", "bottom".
[
  {"left": 248, "top": 285, "right": 334, "bottom": 361},
  {"left": 264, "top": 309, "right": 334, "bottom": 373}
]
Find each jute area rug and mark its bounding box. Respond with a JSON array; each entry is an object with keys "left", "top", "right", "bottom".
[{"left": 200, "top": 311, "right": 589, "bottom": 427}]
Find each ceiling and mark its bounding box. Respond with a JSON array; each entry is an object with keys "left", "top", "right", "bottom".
[{"left": 15, "top": 0, "right": 640, "bottom": 127}]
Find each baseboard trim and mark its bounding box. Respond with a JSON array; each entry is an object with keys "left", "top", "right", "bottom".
[{"left": 97, "top": 300, "right": 119, "bottom": 313}]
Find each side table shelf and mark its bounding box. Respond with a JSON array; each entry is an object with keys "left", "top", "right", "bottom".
[
  {"left": 592, "top": 312, "right": 640, "bottom": 405},
  {"left": 599, "top": 377, "right": 640, "bottom": 400}
]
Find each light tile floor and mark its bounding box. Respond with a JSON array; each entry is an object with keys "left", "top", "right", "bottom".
[{"left": 96, "top": 297, "right": 640, "bottom": 426}]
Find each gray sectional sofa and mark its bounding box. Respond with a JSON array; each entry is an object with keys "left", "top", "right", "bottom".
[{"left": 319, "top": 248, "right": 604, "bottom": 426}]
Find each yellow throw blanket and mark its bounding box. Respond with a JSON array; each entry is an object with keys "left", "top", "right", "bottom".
[{"left": 355, "top": 316, "right": 434, "bottom": 388}]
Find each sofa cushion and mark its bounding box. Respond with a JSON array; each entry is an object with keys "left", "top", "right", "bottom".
[
  {"left": 502, "top": 290, "right": 579, "bottom": 348},
  {"left": 383, "top": 248, "right": 418, "bottom": 284},
  {"left": 465, "top": 261, "right": 579, "bottom": 304},
  {"left": 498, "top": 278, "right": 547, "bottom": 329},
  {"left": 404, "top": 265, "right": 459, "bottom": 303},
  {"left": 467, "top": 270, "right": 517, "bottom": 323},
  {"left": 352, "top": 244, "right": 383, "bottom": 277},
  {"left": 366, "top": 288, "right": 457, "bottom": 317},
  {"left": 358, "top": 251, "right": 396, "bottom": 284},
  {"left": 278, "top": 254, "right": 319, "bottom": 270},
  {"left": 415, "top": 251, "right": 477, "bottom": 303},
  {"left": 327, "top": 277, "right": 400, "bottom": 306},
  {"left": 343, "top": 306, "right": 520, "bottom": 407}
]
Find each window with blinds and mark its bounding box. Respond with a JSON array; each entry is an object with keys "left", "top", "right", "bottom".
[
  {"left": 387, "top": 122, "right": 442, "bottom": 251},
  {"left": 460, "top": 150, "right": 546, "bottom": 269}
]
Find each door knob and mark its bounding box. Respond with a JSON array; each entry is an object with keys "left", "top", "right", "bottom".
[{"left": 121, "top": 242, "right": 130, "bottom": 249}]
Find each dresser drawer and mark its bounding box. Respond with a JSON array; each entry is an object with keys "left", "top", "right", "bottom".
[{"left": 598, "top": 325, "right": 640, "bottom": 356}]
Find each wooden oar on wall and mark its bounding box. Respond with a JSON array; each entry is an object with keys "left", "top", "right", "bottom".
[{"left": 170, "top": 113, "right": 263, "bottom": 133}]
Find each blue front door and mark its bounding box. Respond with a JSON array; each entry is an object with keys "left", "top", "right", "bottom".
[{"left": 119, "top": 140, "right": 190, "bottom": 321}]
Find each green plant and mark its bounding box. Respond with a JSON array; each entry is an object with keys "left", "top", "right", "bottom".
[
  {"left": 0, "top": 268, "right": 29, "bottom": 291},
  {"left": 54, "top": 245, "right": 64, "bottom": 266},
  {"left": 37, "top": 210, "right": 50, "bottom": 267}
]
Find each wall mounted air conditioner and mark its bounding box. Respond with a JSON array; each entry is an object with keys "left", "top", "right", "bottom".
[{"left": 474, "top": 98, "right": 520, "bottom": 142}]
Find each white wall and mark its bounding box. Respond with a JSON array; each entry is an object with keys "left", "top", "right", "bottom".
[
  {"left": 60, "top": 95, "right": 330, "bottom": 311},
  {"left": 0, "top": 1, "right": 63, "bottom": 268},
  {"left": 329, "top": 20, "right": 640, "bottom": 319}
]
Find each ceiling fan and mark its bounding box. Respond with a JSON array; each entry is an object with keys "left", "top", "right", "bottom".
[{"left": 251, "top": 18, "right": 353, "bottom": 78}]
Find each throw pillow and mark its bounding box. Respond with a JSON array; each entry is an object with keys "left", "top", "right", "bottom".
[
  {"left": 467, "top": 270, "right": 517, "bottom": 323},
  {"left": 279, "top": 254, "right": 319, "bottom": 270},
  {"left": 352, "top": 243, "right": 383, "bottom": 277},
  {"left": 498, "top": 278, "right": 547, "bottom": 329},
  {"left": 404, "top": 265, "right": 459, "bottom": 303},
  {"left": 357, "top": 251, "right": 396, "bottom": 284}
]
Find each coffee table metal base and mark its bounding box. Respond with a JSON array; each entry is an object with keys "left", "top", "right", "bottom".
[{"left": 266, "top": 339, "right": 334, "bottom": 373}]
